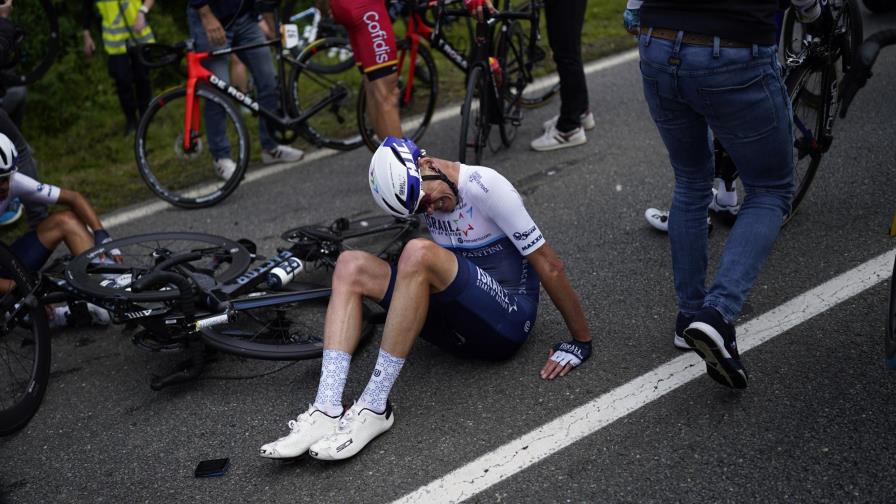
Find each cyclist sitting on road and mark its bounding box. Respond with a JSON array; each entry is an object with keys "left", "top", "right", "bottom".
[
  {"left": 0, "top": 133, "right": 116, "bottom": 326},
  {"left": 259, "top": 136, "right": 592, "bottom": 461}
]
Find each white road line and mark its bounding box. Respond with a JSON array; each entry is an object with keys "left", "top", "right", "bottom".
[
  {"left": 103, "top": 49, "right": 640, "bottom": 231},
  {"left": 392, "top": 248, "right": 896, "bottom": 504}
]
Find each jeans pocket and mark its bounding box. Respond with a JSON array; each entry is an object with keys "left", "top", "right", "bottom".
[{"left": 699, "top": 72, "right": 778, "bottom": 141}]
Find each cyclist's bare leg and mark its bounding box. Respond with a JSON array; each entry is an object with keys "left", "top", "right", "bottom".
[
  {"left": 322, "top": 239, "right": 458, "bottom": 358},
  {"left": 365, "top": 73, "right": 402, "bottom": 139},
  {"left": 34, "top": 210, "right": 94, "bottom": 256},
  {"left": 378, "top": 239, "right": 458, "bottom": 358},
  {"left": 323, "top": 250, "right": 392, "bottom": 353}
]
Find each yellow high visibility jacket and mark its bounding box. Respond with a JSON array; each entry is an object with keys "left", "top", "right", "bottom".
[{"left": 95, "top": 0, "right": 155, "bottom": 55}]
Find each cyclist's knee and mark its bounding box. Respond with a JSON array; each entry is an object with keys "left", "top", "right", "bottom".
[
  {"left": 396, "top": 238, "right": 440, "bottom": 276},
  {"left": 333, "top": 250, "right": 381, "bottom": 291}
]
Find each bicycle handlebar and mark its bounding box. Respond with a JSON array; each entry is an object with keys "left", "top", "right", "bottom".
[{"left": 137, "top": 40, "right": 191, "bottom": 69}]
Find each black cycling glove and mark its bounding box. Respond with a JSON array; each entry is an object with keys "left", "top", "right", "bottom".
[{"left": 550, "top": 339, "right": 592, "bottom": 369}]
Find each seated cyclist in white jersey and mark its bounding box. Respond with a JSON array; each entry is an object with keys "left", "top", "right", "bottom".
[
  {"left": 259, "top": 137, "right": 593, "bottom": 461},
  {"left": 0, "top": 133, "right": 118, "bottom": 326}
]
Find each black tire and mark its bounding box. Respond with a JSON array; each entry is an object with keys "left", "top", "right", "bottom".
[
  {"left": 0, "top": 244, "right": 50, "bottom": 436},
  {"left": 863, "top": 0, "right": 896, "bottom": 13},
  {"left": 459, "top": 65, "right": 491, "bottom": 164},
  {"left": 359, "top": 40, "right": 439, "bottom": 152},
  {"left": 135, "top": 85, "right": 249, "bottom": 209},
  {"left": 288, "top": 37, "right": 365, "bottom": 151},
  {"left": 65, "top": 233, "right": 252, "bottom": 304},
  {"left": 783, "top": 63, "right": 829, "bottom": 224},
  {"left": 496, "top": 20, "right": 528, "bottom": 147},
  {"left": 2, "top": 0, "right": 60, "bottom": 88},
  {"left": 200, "top": 286, "right": 375, "bottom": 360},
  {"left": 837, "top": 0, "right": 865, "bottom": 74},
  {"left": 887, "top": 255, "right": 896, "bottom": 369}
]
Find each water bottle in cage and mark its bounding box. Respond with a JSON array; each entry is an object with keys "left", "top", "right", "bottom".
[{"left": 267, "top": 257, "right": 304, "bottom": 289}]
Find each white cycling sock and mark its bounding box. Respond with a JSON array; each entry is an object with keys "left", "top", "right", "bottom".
[
  {"left": 313, "top": 349, "right": 352, "bottom": 417},
  {"left": 357, "top": 348, "right": 405, "bottom": 414},
  {"left": 714, "top": 179, "right": 738, "bottom": 207}
]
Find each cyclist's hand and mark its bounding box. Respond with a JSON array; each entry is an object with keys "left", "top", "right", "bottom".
[
  {"left": 540, "top": 339, "right": 592, "bottom": 380},
  {"left": 94, "top": 230, "right": 123, "bottom": 264},
  {"left": 464, "top": 0, "right": 496, "bottom": 22}
]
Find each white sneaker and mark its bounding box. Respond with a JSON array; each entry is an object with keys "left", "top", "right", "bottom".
[
  {"left": 542, "top": 110, "right": 595, "bottom": 132},
  {"left": 261, "top": 145, "right": 304, "bottom": 164},
  {"left": 644, "top": 207, "right": 670, "bottom": 232},
  {"left": 259, "top": 404, "right": 341, "bottom": 459},
  {"left": 86, "top": 303, "right": 111, "bottom": 326},
  {"left": 644, "top": 208, "right": 712, "bottom": 234},
  {"left": 308, "top": 402, "right": 394, "bottom": 461},
  {"left": 213, "top": 158, "right": 237, "bottom": 180},
  {"left": 530, "top": 125, "right": 586, "bottom": 152}
]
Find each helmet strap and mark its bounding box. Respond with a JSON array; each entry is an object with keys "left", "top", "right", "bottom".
[{"left": 420, "top": 164, "right": 459, "bottom": 199}]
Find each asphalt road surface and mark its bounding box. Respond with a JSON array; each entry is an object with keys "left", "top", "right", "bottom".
[{"left": 2, "top": 8, "right": 896, "bottom": 504}]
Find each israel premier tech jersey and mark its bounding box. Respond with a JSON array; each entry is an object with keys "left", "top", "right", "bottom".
[{"left": 423, "top": 163, "right": 544, "bottom": 296}]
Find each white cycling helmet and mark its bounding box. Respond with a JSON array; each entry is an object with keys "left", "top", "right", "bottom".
[
  {"left": 0, "top": 133, "right": 17, "bottom": 178},
  {"left": 369, "top": 136, "right": 425, "bottom": 217}
]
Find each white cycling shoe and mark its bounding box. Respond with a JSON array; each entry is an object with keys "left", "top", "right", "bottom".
[
  {"left": 309, "top": 402, "right": 394, "bottom": 461},
  {"left": 259, "top": 404, "right": 341, "bottom": 459}
]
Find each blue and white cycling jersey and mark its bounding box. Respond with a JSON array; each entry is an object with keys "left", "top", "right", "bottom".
[
  {"left": 2, "top": 173, "right": 60, "bottom": 212},
  {"left": 423, "top": 164, "right": 544, "bottom": 296}
]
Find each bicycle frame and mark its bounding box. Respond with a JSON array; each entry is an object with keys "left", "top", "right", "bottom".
[{"left": 180, "top": 39, "right": 349, "bottom": 153}]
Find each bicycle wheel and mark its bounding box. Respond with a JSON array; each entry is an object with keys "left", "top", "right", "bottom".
[
  {"left": 288, "top": 37, "right": 364, "bottom": 151},
  {"left": 136, "top": 85, "right": 249, "bottom": 209},
  {"left": 496, "top": 20, "right": 528, "bottom": 146},
  {"left": 200, "top": 288, "right": 375, "bottom": 360},
  {"left": 0, "top": 244, "right": 50, "bottom": 436},
  {"left": 834, "top": 0, "right": 863, "bottom": 74},
  {"left": 66, "top": 233, "right": 253, "bottom": 304},
  {"left": 459, "top": 65, "right": 491, "bottom": 164},
  {"left": 887, "top": 254, "right": 896, "bottom": 369},
  {"left": 783, "top": 62, "right": 829, "bottom": 224},
  {"left": 358, "top": 39, "right": 439, "bottom": 151}
]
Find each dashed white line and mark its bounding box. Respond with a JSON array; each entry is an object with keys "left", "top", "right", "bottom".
[{"left": 391, "top": 247, "right": 896, "bottom": 504}]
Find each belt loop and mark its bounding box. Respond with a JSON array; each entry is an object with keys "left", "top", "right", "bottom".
[
  {"left": 752, "top": 43, "right": 759, "bottom": 57},
  {"left": 672, "top": 30, "right": 684, "bottom": 57},
  {"left": 712, "top": 36, "right": 720, "bottom": 58},
  {"left": 645, "top": 26, "right": 654, "bottom": 46}
]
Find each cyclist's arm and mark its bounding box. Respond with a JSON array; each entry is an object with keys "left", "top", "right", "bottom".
[
  {"left": 527, "top": 242, "right": 592, "bottom": 380},
  {"left": 56, "top": 188, "right": 105, "bottom": 237}
]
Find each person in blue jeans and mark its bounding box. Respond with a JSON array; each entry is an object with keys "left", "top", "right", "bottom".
[
  {"left": 188, "top": 0, "right": 304, "bottom": 179},
  {"left": 637, "top": 0, "right": 806, "bottom": 389}
]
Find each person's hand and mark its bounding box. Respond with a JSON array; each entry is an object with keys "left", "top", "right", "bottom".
[
  {"left": 623, "top": 8, "right": 640, "bottom": 36},
  {"left": 132, "top": 11, "right": 147, "bottom": 32},
  {"left": 0, "top": 0, "right": 12, "bottom": 19},
  {"left": 540, "top": 339, "right": 592, "bottom": 380},
  {"left": 259, "top": 18, "right": 275, "bottom": 40},
  {"left": 463, "top": 0, "right": 496, "bottom": 22},
  {"left": 82, "top": 31, "right": 96, "bottom": 57},
  {"left": 201, "top": 11, "right": 227, "bottom": 46},
  {"left": 94, "top": 229, "right": 123, "bottom": 264}
]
